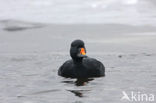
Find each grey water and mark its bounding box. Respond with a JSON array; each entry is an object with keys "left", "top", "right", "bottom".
[
  {"left": 0, "top": 51, "right": 156, "bottom": 103},
  {"left": 0, "top": 25, "right": 156, "bottom": 103}
]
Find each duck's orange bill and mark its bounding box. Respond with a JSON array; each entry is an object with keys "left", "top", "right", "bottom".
[{"left": 80, "top": 48, "right": 86, "bottom": 55}]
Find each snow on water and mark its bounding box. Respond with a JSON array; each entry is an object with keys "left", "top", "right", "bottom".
[{"left": 0, "top": 0, "right": 156, "bottom": 25}]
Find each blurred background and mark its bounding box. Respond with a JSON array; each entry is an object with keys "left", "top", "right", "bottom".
[{"left": 0, "top": 0, "right": 156, "bottom": 25}]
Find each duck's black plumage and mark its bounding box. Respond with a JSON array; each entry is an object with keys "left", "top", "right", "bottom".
[{"left": 58, "top": 40, "right": 105, "bottom": 78}]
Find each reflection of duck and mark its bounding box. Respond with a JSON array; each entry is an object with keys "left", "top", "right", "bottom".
[
  {"left": 67, "top": 89, "right": 90, "bottom": 97},
  {"left": 68, "top": 90, "right": 84, "bottom": 97},
  {"left": 75, "top": 78, "right": 94, "bottom": 86},
  {"left": 62, "top": 78, "right": 94, "bottom": 86},
  {"left": 58, "top": 40, "right": 105, "bottom": 78},
  {"left": 67, "top": 79, "right": 93, "bottom": 97}
]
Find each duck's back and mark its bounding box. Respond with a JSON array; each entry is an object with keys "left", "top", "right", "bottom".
[{"left": 58, "top": 57, "right": 105, "bottom": 78}]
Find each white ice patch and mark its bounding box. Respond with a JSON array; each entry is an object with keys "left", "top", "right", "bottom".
[
  {"left": 90, "top": 0, "right": 139, "bottom": 8},
  {"left": 31, "top": 0, "right": 53, "bottom": 6},
  {"left": 123, "top": 0, "right": 138, "bottom": 5}
]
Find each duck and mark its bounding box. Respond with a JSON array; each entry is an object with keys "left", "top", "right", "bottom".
[{"left": 58, "top": 39, "right": 105, "bottom": 78}]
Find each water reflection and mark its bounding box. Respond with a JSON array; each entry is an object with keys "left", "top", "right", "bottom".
[
  {"left": 67, "top": 90, "right": 84, "bottom": 97},
  {"left": 63, "top": 78, "right": 94, "bottom": 97},
  {"left": 75, "top": 78, "right": 94, "bottom": 86},
  {"left": 62, "top": 78, "right": 94, "bottom": 86}
]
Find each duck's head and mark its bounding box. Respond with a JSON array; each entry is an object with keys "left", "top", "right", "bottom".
[{"left": 70, "top": 39, "right": 87, "bottom": 59}]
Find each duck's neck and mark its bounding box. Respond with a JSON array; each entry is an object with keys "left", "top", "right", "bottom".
[{"left": 73, "top": 58, "right": 83, "bottom": 64}]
